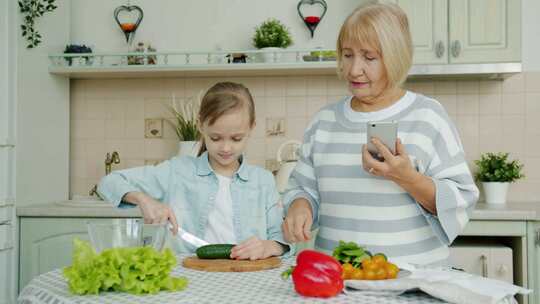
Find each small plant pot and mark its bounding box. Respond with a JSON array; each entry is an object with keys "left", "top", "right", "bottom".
[
  {"left": 482, "top": 182, "right": 510, "bottom": 204},
  {"left": 66, "top": 56, "right": 93, "bottom": 66},
  {"left": 178, "top": 141, "right": 200, "bottom": 157},
  {"left": 260, "top": 47, "right": 283, "bottom": 63}
]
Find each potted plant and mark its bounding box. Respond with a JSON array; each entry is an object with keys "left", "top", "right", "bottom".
[
  {"left": 252, "top": 18, "right": 293, "bottom": 62},
  {"left": 474, "top": 152, "right": 524, "bottom": 204},
  {"left": 64, "top": 44, "right": 93, "bottom": 66},
  {"left": 166, "top": 94, "right": 201, "bottom": 157}
]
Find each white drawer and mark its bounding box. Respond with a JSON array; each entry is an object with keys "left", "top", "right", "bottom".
[
  {"left": 0, "top": 147, "right": 14, "bottom": 201},
  {"left": 0, "top": 224, "right": 13, "bottom": 251},
  {"left": 0, "top": 248, "right": 14, "bottom": 301},
  {"left": 0, "top": 205, "right": 12, "bottom": 223},
  {"left": 449, "top": 244, "right": 513, "bottom": 284}
]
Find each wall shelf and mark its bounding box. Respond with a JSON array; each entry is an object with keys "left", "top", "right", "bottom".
[
  {"left": 49, "top": 61, "right": 339, "bottom": 78},
  {"left": 48, "top": 49, "right": 521, "bottom": 79}
]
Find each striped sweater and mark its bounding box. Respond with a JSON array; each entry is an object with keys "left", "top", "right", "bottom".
[{"left": 283, "top": 91, "right": 479, "bottom": 266}]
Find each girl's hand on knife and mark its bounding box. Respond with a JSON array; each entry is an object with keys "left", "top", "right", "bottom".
[{"left": 123, "top": 191, "right": 179, "bottom": 235}]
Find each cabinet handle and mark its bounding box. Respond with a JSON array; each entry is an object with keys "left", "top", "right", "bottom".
[
  {"left": 435, "top": 41, "right": 445, "bottom": 58},
  {"left": 451, "top": 40, "right": 461, "bottom": 58},
  {"left": 0, "top": 220, "right": 9, "bottom": 225},
  {"left": 480, "top": 254, "right": 488, "bottom": 277},
  {"left": 536, "top": 229, "right": 540, "bottom": 246},
  {"left": 497, "top": 264, "right": 508, "bottom": 275},
  {"left": 0, "top": 242, "right": 13, "bottom": 251}
]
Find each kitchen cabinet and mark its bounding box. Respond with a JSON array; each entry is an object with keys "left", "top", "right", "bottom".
[
  {"left": 18, "top": 217, "right": 138, "bottom": 290},
  {"left": 527, "top": 222, "right": 540, "bottom": 304},
  {"left": 388, "top": 0, "right": 521, "bottom": 64},
  {"left": 1, "top": 0, "right": 16, "bottom": 302},
  {"left": 449, "top": 243, "right": 513, "bottom": 283},
  {"left": 387, "top": 0, "right": 448, "bottom": 64},
  {"left": 0, "top": 209, "right": 14, "bottom": 304}
]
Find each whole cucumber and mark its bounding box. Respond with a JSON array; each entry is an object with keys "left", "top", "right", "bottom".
[{"left": 196, "top": 244, "right": 235, "bottom": 259}]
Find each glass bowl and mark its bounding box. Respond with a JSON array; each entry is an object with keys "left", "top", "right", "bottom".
[{"left": 87, "top": 219, "right": 168, "bottom": 252}]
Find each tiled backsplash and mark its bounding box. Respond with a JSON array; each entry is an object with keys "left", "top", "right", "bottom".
[{"left": 70, "top": 72, "right": 540, "bottom": 202}]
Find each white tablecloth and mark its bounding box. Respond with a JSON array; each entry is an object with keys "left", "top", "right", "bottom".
[{"left": 18, "top": 255, "right": 447, "bottom": 304}]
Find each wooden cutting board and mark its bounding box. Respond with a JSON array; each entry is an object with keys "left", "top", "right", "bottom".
[{"left": 182, "top": 256, "right": 282, "bottom": 272}]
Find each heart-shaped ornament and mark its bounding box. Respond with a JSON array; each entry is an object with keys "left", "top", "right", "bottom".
[
  {"left": 297, "top": 0, "right": 327, "bottom": 38},
  {"left": 113, "top": 5, "right": 144, "bottom": 43}
]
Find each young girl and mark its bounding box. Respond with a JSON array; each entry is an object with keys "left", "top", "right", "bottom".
[{"left": 98, "top": 82, "right": 289, "bottom": 260}]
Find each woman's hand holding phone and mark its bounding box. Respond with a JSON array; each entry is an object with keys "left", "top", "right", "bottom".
[
  {"left": 366, "top": 121, "right": 397, "bottom": 160},
  {"left": 362, "top": 137, "right": 417, "bottom": 184}
]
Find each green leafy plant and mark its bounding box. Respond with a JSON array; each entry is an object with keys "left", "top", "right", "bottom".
[
  {"left": 474, "top": 152, "right": 524, "bottom": 182},
  {"left": 252, "top": 18, "right": 293, "bottom": 49},
  {"left": 166, "top": 94, "right": 201, "bottom": 141},
  {"left": 332, "top": 240, "right": 371, "bottom": 268},
  {"left": 18, "top": 0, "right": 58, "bottom": 48},
  {"left": 63, "top": 239, "right": 188, "bottom": 295}
]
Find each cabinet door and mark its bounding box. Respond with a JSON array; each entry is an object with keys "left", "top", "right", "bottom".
[
  {"left": 449, "top": 245, "right": 513, "bottom": 284},
  {"left": 18, "top": 218, "right": 135, "bottom": 291},
  {"left": 449, "top": 0, "right": 521, "bottom": 63},
  {"left": 527, "top": 222, "right": 540, "bottom": 304},
  {"left": 385, "top": 0, "right": 448, "bottom": 64}
]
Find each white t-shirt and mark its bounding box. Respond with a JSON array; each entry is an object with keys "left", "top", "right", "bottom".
[{"left": 204, "top": 174, "right": 236, "bottom": 244}]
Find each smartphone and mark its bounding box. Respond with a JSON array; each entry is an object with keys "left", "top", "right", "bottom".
[{"left": 366, "top": 121, "right": 398, "bottom": 159}]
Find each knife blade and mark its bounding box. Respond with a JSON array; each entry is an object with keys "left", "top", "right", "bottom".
[{"left": 170, "top": 225, "right": 210, "bottom": 248}]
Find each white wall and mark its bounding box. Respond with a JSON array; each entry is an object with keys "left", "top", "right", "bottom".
[
  {"left": 16, "top": 0, "right": 71, "bottom": 205},
  {"left": 69, "top": 0, "right": 362, "bottom": 53}
]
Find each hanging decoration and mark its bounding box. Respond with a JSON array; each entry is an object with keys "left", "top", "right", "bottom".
[
  {"left": 297, "top": 0, "right": 327, "bottom": 38},
  {"left": 113, "top": 1, "right": 144, "bottom": 44},
  {"left": 18, "top": 0, "right": 58, "bottom": 48}
]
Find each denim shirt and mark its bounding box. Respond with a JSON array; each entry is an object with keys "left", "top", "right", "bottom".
[{"left": 97, "top": 152, "right": 291, "bottom": 256}]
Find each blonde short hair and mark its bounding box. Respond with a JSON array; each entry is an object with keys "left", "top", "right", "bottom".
[{"left": 336, "top": 2, "right": 413, "bottom": 88}]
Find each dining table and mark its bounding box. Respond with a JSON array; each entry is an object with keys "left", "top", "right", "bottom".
[{"left": 17, "top": 254, "right": 448, "bottom": 304}]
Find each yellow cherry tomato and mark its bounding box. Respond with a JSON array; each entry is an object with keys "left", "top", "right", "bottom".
[
  {"left": 342, "top": 263, "right": 354, "bottom": 280},
  {"left": 364, "top": 269, "right": 377, "bottom": 280},
  {"left": 351, "top": 268, "right": 365, "bottom": 280},
  {"left": 361, "top": 258, "right": 374, "bottom": 269},
  {"left": 364, "top": 261, "right": 379, "bottom": 272},
  {"left": 375, "top": 267, "right": 388, "bottom": 280},
  {"left": 372, "top": 254, "right": 387, "bottom": 265},
  {"left": 385, "top": 263, "right": 400, "bottom": 279}
]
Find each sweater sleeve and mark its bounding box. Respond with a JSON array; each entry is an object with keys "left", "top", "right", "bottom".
[
  {"left": 282, "top": 116, "right": 322, "bottom": 229},
  {"left": 97, "top": 160, "right": 173, "bottom": 207},
  {"left": 419, "top": 114, "right": 479, "bottom": 245},
  {"left": 262, "top": 171, "right": 295, "bottom": 258}
]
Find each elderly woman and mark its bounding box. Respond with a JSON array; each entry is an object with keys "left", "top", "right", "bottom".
[{"left": 282, "top": 2, "right": 479, "bottom": 266}]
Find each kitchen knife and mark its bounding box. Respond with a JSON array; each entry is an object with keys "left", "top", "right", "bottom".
[{"left": 170, "top": 225, "right": 210, "bottom": 248}]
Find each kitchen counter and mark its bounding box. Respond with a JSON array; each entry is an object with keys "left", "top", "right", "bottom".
[
  {"left": 16, "top": 201, "right": 141, "bottom": 218},
  {"left": 471, "top": 202, "right": 540, "bottom": 221},
  {"left": 16, "top": 201, "right": 540, "bottom": 220}
]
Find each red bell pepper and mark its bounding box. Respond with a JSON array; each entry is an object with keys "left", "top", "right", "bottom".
[{"left": 291, "top": 250, "right": 343, "bottom": 298}]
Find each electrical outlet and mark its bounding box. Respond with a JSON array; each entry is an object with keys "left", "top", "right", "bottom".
[{"left": 145, "top": 118, "right": 163, "bottom": 138}]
